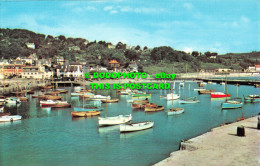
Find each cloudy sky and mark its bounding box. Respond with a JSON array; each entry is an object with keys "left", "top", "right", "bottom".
[{"left": 0, "top": 0, "right": 259, "bottom": 54}]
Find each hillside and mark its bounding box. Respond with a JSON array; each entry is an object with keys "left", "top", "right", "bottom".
[{"left": 0, "top": 28, "right": 258, "bottom": 73}]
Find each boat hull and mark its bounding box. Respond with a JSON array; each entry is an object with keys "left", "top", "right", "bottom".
[
  {"left": 98, "top": 115, "right": 132, "bottom": 126},
  {"left": 179, "top": 100, "right": 200, "bottom": 104},
  {"left": 120, "top": 121, "right": 154, "bottom": 133},
  {"left": 73, "top": 107, "right": 104, "bottom": 112},
  {"left": 0, "top": 115, "right": 22, "bottom": 122},
  {"left": 211, "top": 94, "right": 231, "bottom": 98},
  {"left": 167, "top": 108, "right": 184, "bottom": 115},
  {"left": 145, "top": 106, "right": 164, "bottom": 112},
  {"left": 198, "top": 90, "right": 216, "bottom": 94},
  {"left": 71, "top": 111, "right": 100, "bottom": 117},
  {"left": 222, "top": 102, "right": 243, "bottom": 109}
]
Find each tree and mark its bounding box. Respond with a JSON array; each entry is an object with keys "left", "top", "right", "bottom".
[
  {"left": 192, "top": 51, "right": 199, "bottom": 57},
  {"left": 204, "top": 51, "right": 211, "bottom": 57},
  {"left": 58, "top": 35, "right": 66, "bottom": 41},
  {"left": 135, "top": 45, "right": 141, "bottom": 50}
]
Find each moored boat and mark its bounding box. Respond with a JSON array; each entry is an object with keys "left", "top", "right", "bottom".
[
  {"left": 132, "top": 93, "right": 151, "bottom": 98},
  {"left": 179, "top": 98, "right": 200, "bottom": 104},
  {"left": 51, "top": 101, "right": 71, "bottom": 108},
  {"left": 0, "top": 115, "right": 22, "bottom": 122},
  {"left": 98, "top": 114, "right": 132, "bottom": 126},
  {"left": 71, "top": 111, "right": 101, "bottom": 117},
  {"left": 167, "top": 108, "right": 184, "bottom": 115},
  {"left": 244, "top": 95, "right": 260, "bottom": 103},
  {"left": 89, "top": 95, "right": 111, "bottom": 101},
  {"left": 44, "top": 95, "right": 62, "bottom": 100},
  {"left": 132, "top": 102, "right": 157, "bottom": 109},
  {"left": 0, "top": 95, "right": 5, "bottom": 102},
  {"left": 18, "top": 97, "right": 28, "bottom": 101},
  {"left": 101, "top": 99, "right": 119, "bottom": 103},
  {"left": 40, "top": 100, "right": 57, "bottom": 107},
  {"left": 120, "top": 121, "right": 154, "bottom": 133},
  {"left": 211, "top": 92, "right": 231, "bottom": 98},
  {"left": 132, "top": 99, "right": 149, "bottom": 104},
  {"left": 145, "top": 106, "right": 164, "bottom": 112},
  {"left": 194, "top": 88, "right": 206, "bottom": 91},
  {"left": 166, "top": 93, "right": 180, "bottom": 100},
  {"left": 5, "top": 97, "right": 21, "bottom": 104},
  {"left": 222, "top": 100, "right": 243, "bottom": 109},
  {"left": 198, "top": 89, "right": 216, "bottom": 94},
  {"left": 73, "top": 106, "right": 104, "bottom": 112}
]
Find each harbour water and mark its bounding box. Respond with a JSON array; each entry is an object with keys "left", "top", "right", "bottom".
[{"left": 1, "top": 82, "right": 259, "bottom": 166}]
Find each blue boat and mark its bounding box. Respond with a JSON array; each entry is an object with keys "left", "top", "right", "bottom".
[
  {"left": 73, "top": 107, "right": 104, "bottom": 112},
  {"left": 244, "top": 95, "right": 260, "bottom": 103},
  {"left": 221, "top": 100, "right": 243, "bottom": 109}
]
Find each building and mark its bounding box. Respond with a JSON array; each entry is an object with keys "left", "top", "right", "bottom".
[
  {"left": 21, "top": 66, "right": 43, "bottom": 79},
  {"left": 255, "top": 65, "right": 260, "bottom": 72},
  {"left": 215, "top": 68, "right": 231, "bottom": 73},
  {"left": 128, "top": 62, "right": 138, "bottom": 72},
  {"left": 55, "top": 56, "right": 65, "bottom": 65},
  {"left": 108, "top": 60, "right": 120, "bottom": 72},
  {"left": 25, "top": 42, "right": 35, "bottom": 49},
  {"left": 0, "top": 64, "right": 24, "bottom": 76},
  {"left": 60, "top": 62, "right": 83, "bottom": 78}
]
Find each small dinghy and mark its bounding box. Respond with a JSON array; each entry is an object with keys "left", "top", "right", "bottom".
[
  {"left": 98, "top": 114, "right": 132, "bottom": 127},
  {"left": 120, "top": 121, "right": 154, "bottom": 133},
  {"left": 0, "top": 115, "right": 22, "bottom": 122},
  {"left": 167, "top": 108, "right": 184, "bottom": 115}
]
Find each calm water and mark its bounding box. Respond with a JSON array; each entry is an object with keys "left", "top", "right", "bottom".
[{"left": 1, "top": 82, "right": 260, "bottom": 166}]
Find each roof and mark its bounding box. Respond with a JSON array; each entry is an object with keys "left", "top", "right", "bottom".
[
  {"left": 108, "top": 60, "right": 119, "bottom": 64},
  {"left": 255, "top": 65, "right": 260, "bottom": 68}
]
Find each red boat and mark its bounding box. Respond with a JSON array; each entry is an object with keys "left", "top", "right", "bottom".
[
  {"left": 40, "top": 100, "right": 57, "bottom": 107},
  {"left": 211, "top": 92, "right": 231, "bottom": 98}
]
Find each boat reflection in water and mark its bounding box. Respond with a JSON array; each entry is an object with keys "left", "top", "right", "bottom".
[
  {"left": 98, "top": 125, "right": 119, "bottom": 134},
  {"left": 120, "top": 127, "right": 153, "bottom": 139}
]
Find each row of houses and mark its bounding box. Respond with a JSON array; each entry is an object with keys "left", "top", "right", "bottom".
[{"left": 0, "top": 55, "right": 138, "bottom": 80}]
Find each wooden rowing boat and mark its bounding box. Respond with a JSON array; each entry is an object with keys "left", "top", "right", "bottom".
[
  {"left": 101, "top": 99, "right": 119, "bottom": 103},
  {"left": 120, "top": 121, "right": 154, "bottom": 132},
  {"left": 145, "top": 106, "right": 164, "bottom": 112},
  {"left": 71, "top": 111, "right": 101, "bottom": 117}
]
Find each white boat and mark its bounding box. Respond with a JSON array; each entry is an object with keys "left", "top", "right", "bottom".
[
  {"left": 40, "top": 100, "right": 57, "bottom": 106},
  {"left": 179, "top": 82, "right": 184, "bottom": 87},
  {"left": 0, "top": 115, "right": 22, "bottom": 122},
  {"left": 166, "top": 93, "right": 180, "bottom": 100},
  {"left": 167, "top": 108, "right": 184, "bottom": 115},
  {"left": 120, "top": 121, "right": 154, "bottom": 133},
  {"left": 0, "top": 96, "right": 5, "bottom": 102},
  {"left": 220, "top": 82, "right": 225, "bottom": 85},
  {"left": 194, "top": 88, "right": 206, "bottom": 91},
  {"left": 179, "top": 99, "right": 200, "bottom": 104},
  {"left": 5, "top": 97, "right": 21, "bottom": 104},
  {"left": 126, "top": 99, "right": 134, "bottom": 103},
  {"left": 120, "top": 89, "right": 132, "bottom": 95},
  {"left": 89, "top": 95, "right": 111, "bottom": 101},
  {"left": 98, "top": 114, "right": 132, "bottom": 126}
]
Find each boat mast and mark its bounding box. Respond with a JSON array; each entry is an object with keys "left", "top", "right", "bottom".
[
  {"left": 172, "top": 65, "right": 174, "bottom": 108},
  {"left": 225, "top": 74, "right": 227, "bottom": 101},
  {"left": 184, "top": 64, "right": 187, "bottom": 100}
]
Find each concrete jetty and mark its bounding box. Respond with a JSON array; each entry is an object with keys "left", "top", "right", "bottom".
[{"left": 155, "top": 116, "right": 260, "bottom": 166}]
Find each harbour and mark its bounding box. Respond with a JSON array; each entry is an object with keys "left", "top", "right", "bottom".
[{"left": 0, "top": 81, "right": 259, "bottom": 166}]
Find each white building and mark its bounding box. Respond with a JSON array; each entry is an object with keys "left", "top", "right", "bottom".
[
  {"left": 21, "top": 66, "right": 44, "bottom": 79},
  {"left": 25, "top": 42, "right": 35, "bottom": 49}
]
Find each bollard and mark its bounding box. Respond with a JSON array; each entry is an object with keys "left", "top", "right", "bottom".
[
  {"left": 257, "top": 116, "right": 260, "bottom": 130},
  {"left": 237, "top": 126, "right": 245, "bottom": 136}
]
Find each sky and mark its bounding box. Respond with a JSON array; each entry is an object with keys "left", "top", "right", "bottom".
[{"left": 0, "top": 0, "right": 259, "bottom": 54}]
